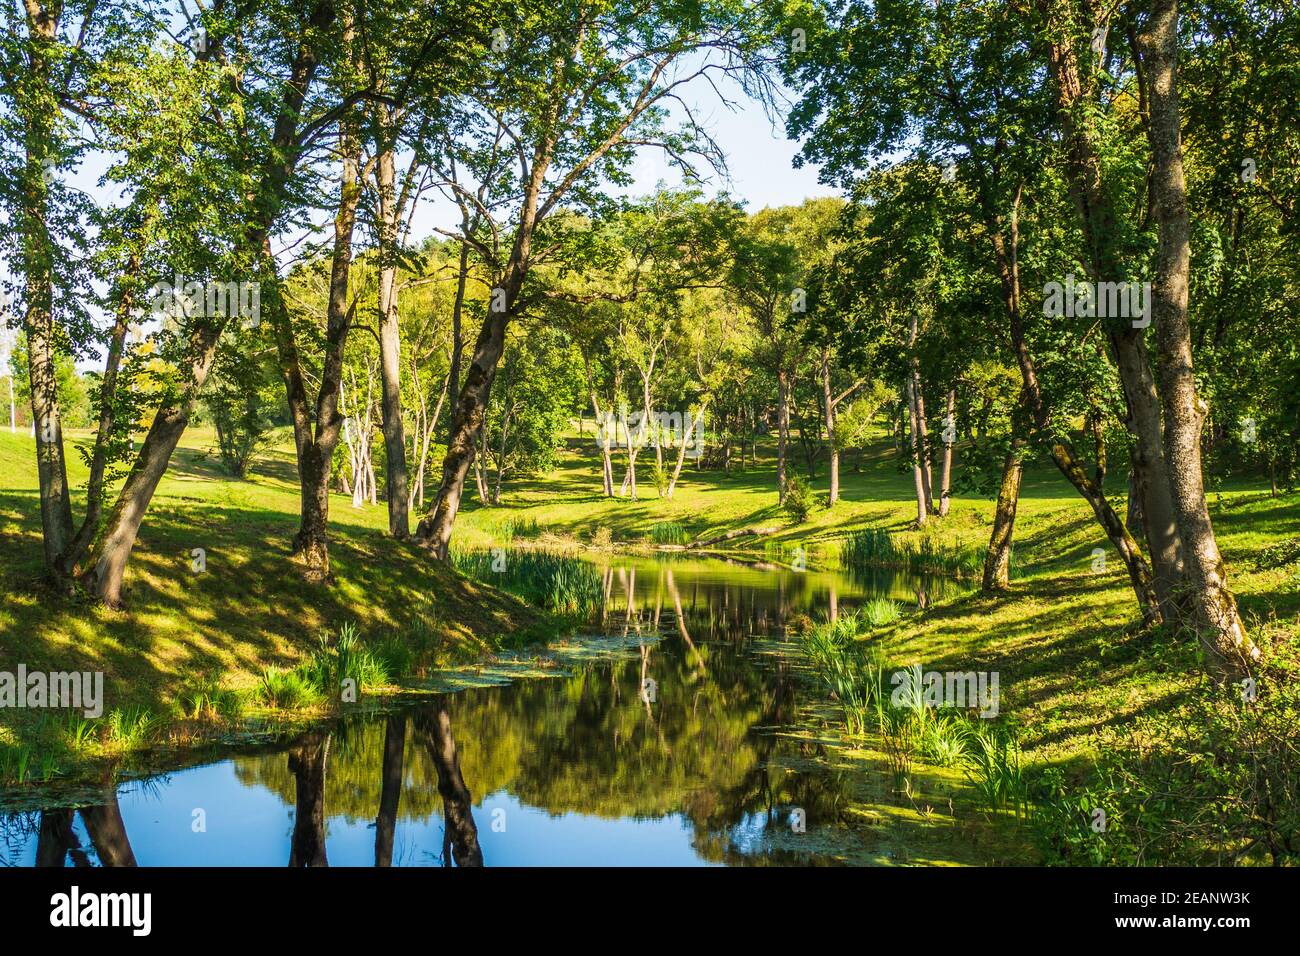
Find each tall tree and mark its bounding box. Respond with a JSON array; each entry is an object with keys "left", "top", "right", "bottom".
[
  {"left": 414, "top": 0, "right": 774, "bottom": 557},
  {"left": 1141, "top": 0, "right": 1257, "bottom": 680}
]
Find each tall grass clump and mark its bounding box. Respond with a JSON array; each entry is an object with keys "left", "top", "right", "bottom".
[
  {"left": 256, "top": 667, "right": 322, "bottom": 709},
  {"left": 0, "top": 743, "right": 35, "bottom": 784},
  {"left": 254, "top": 622, "right": 389, "bottom": 710},
  {"left": 451, "top": 549, "right": 604, "bottom": 615},
  {"left": 104, "top": 706, "right": 157, "bottom": 746},
  {"left": 963, "top": 723, "right": 1028, "bottom": 816},
  {"left": 799, "top": 610, "right": 886, "bottom": 738},
  {"left": 844, "top": 527, "right": 998, "bottom": 579},
  {"left": 178, "top": 677, "right": 245, "bottom": 721},
  {"left": 493, "top": 515, "right": 541, "bottom": 541},
  {"left": 859, "top": 596, "right": 901, "bottom": 628},
  {"left": 304, "top": 621, "right": 390, "bottom": 696},
  {"left": 650, "top": 521, "right": 690, "bottom": 545}
]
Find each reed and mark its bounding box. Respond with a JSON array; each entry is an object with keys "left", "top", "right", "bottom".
[
  {"left": 649, "top": 521, "right": 691, "bottom": 545},
  {"left": 451, "top": 548, "right": 604, "bottom": 615},
  {"left": 843, "top": 527, "right": 999, "bottom": 579}
]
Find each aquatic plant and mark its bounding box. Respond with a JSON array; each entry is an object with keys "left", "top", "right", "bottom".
[
  {"left": 919, "top": 713, "right": 971, "bottom": 767},
  {"left": 178, "top": 678, "right": 244, "bottom": 721},
  {"left": 105, "top": 706, "right": 157, "bottom": 746},
  {"left": 963, "top": 723, "right": 1028, "bottom": 816},
  {"left": 304, "top": 622, "right": 390, "bottom": 697},
  {"left": 451, "top": 549, "right": 604, "bottom": 615},
  {"left": 843, "top": 527, "right": 996, "bottom": 579}
]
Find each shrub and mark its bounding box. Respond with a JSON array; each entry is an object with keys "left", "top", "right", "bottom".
[{"left": 782, "top": 475, "right": 817, "bottom": 523}]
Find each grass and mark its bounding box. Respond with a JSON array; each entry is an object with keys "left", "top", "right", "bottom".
[
  {"left": 800, "top": 613, "right": 1031, "bottom": 818},
  {"left": 649, "top": 520, "right": 691, "bottom": 545},
  {"left": 255, "top": 667, "right": 324, "bottom": 710}
]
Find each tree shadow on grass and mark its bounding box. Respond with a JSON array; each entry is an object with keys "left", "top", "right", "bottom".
[{"left": 0, "top": 481, "right": 544, "bottom": 773}]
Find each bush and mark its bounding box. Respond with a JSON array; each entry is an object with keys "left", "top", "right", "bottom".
[{"left": 782, "top": 475, "right": 817, "bottom": 523}]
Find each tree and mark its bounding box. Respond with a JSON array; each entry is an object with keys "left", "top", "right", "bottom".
[
  {"left": 783, "top": 0, "right": 1162, "bottom": 622},
  {"left": 80, "top": 1, "right": 344, "bottom": 604},
  {"left": 1141, "top": 0, "right": 1258, "bottom": 680},
  {"left": 413, "top": 0, "right": 775, "bottom": 557}
]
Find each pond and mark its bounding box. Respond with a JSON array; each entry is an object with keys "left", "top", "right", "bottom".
[{"left": 1, "top": 554, "right": 1002, "bottom": 867}]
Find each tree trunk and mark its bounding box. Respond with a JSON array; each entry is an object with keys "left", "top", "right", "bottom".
[
  {"left": 1143, "top": 0, "right": 1258, "bottom": 680},
  {"left": 416, "top": 147, "right": 550, "bottom": 559},
  {"left": 821, "top": 348, "right": 840, "bottom": 506},
  {"left": 905, "top": 379, "right": 928, "bottom": 526},
  {"left": 18, "top": 6, "right": 74, "bottom": 580},
  {"left": 446, "top": 224, "right": 471, "bottom": 445},
  {"left": 907, "top": 313, "right": 933, "bottom": 511},
  {"left": 776, "top": 369, "right": 791, "bottom": 503},
  {"left": 491, "top": 407, "right": 511, "bottom": 505},
  {"left": 78, "top": 5, "right": 330, "bottom": 603},
  {"left": 1042, "top": 9, "right": 1186, "bottom": 617},
  {"left": 666, "top": 403, "right": 707, "bottom": 499},
  {"left": 983, "top": 443, "right": 1023, "bottom": 592},
  {"left": 912, "top": 369, "right": 933, "bottom": 510},
  {"left": 25, "top": 240, "right": 74, "bottom": 578},
  {"left": 1126, "top": 462, "right": 1145, "bottom": 538},
  {"left": 978, "top": 178, "right": 1160, "bottom": 621},
  {"left": 79, "top": 335, "right": 224, "bottom": 606},
  {"left": 60, "top": 264, "right": 137, "bottom": 575},
  {"left": 275, "top": 92, "right": 361, "bottom": 581},
  {"left": 938, "top": 388, "right": 955, "bottom": 517},
  {"left": 375, "top": 145, "right": 409, "bottom": 539}
]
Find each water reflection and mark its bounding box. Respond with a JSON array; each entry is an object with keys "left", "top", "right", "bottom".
[{"left": 3, "top": 557, "right": 964, "bottom": 867}]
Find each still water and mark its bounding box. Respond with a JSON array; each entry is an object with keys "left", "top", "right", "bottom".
[{"left": 1, "top": 556, "right": 968, "bottom": 867}]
